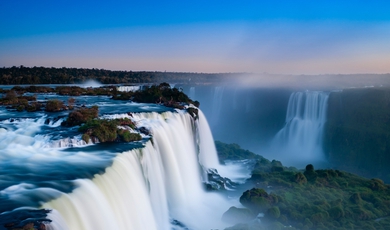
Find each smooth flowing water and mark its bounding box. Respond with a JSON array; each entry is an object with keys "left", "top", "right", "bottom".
[
  {"left": 270, "top": 91, "right": 329, "bottom": 166},
  {"left": 0, "top": 93, "right": 249, "bottom": 230}
]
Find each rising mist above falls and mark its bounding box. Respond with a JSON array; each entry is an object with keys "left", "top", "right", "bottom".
[{"left": 182, "top": 83, "right": 390, "bottom": 182}]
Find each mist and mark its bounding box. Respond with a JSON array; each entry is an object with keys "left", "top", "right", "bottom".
[
  {"left": 182, "top": 74, "right": 390, "bottom": 170},
  {"left": 229, "top": 73, "right": 390, "bottom": 90}
]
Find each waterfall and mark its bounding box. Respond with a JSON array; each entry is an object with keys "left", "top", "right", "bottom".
[
  {"left": 211, "top": 86, "right": 224, "bottom": 126},
  {"left": 198, "top": 110, "right": 220, "bottom": 169},
  {"left": 271, "top": 91, "right": 329, "bottom": 166},
  {"left": 41, "top": 111, "right": 232, "bottom": 230},
  {"left": 117, "top": 86, "right": 141, "bottom": 92},
  {"left": 189, "top": 86, "right": 195, "bottom": 99}
]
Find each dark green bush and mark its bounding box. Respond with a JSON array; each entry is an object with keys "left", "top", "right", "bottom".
[
  {"left": 267, "top": 206, "right": 281, "bottom": 219},
  {"left": 45, "top": 99, "right": 64, "bottom": 112},
  {"left": 63, "top": 105, "right": 99, "bottom": 126},
  {"left": 120, "top": 130, "right": 142, "bottom": 142}
]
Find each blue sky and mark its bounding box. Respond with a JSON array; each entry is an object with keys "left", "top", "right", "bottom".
[{"left": 1, "top": 0, "right": 390, "bottom": 74}]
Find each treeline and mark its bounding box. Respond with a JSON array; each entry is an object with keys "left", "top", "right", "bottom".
[{"left": 0, "top": 66, "right": 238, "bottom": 85}]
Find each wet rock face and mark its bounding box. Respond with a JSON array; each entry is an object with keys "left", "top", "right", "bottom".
[
  {"left": 138, "top": 126, "right": 150, "bottom": 135},
  {"left": 186, "top": 107, "right": 198, "bottom": 120},
  {"left": 204, "top": 168, "right": 237, "bottom": 191},
  {"left": 0, "top": 209, "right": 51, "bottom": 230}
]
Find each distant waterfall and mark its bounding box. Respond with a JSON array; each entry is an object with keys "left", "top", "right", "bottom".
[
  {"left": 211, "top": 86, "right": 224, "bottom": 126},
  {"left": 189, "top": 86, "right": 195, "bottom": 99},
  {"left": 117, "top": 86, "right": 141, "bottom": 92},
  {"left": 42, "top": 111, "right": 231, "bottom": 230},
  {"left": 271, "top": 91, "right": 329, "bottom": 165}
]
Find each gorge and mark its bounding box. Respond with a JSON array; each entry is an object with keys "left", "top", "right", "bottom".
[
  {"left": 1, "top": 80, "right": 390, "bottom": 229},
  {"left": 183, "top": 83, "right": 390, "bottom": 182}
]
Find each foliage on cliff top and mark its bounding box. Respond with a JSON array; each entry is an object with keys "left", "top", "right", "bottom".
[
  {"left": 217, "top": 141, "right": 390, "bottom": 230},
  {"left": 215, "top": 141, "right": 265, "bottom": 164}
]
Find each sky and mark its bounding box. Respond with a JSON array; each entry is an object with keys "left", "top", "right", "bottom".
[{"left": 1, "top": 0, "right": 390, "bottom": 74}]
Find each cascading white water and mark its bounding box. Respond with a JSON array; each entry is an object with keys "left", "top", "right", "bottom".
[
  {"left": 211, "top": 86, "right": 224, "bottom": 126},
  {"left": 42, "top": 111, "right": 233, "bottom": 230},
  {"left": 117, "top": 86, "right": 141, "bottom": 92},
  {"left": 271, "top": 91, "right": 329, "bottom": 166},
  {"left": 49, "top": 136, "right": 90, "bottom": 148},
  {"left": 197, "top": 110, "right": 251, "bottom": 185},
  {"left": 197, "top": 110, "right": 220, "bottom": 170}
]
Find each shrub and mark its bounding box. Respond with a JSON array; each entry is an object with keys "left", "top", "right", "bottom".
[
  {"left": 350, "top": 193, "right": 362, "bottom": 204},
  {"left": 82, "top": 134, "right": 90, "bottom": 143},
  {"left": 240, "top": 188, "right": 276, "bottom": 212},
  {"left": 16, "top": 105, "right": 25, "bottom": 111},
  {"left": 120, "top": 130, "right": 142, "bottom": 142},
  {"left": 83, "top": 119, "right": 117, "bottom": 142},
  {"left": 5, "top": 90, "right": 17, "bottom": 99},
  {"left": 294, "top": 172, "right": 307, "bottom": 184},
  {"left": 26, "top": 102, "right": 42, "bottom": 112},
  {"left": 116, "top": 118, "right": 136, "bottom": 129},
  {"left": 267, "top": 206, "right": 281, "bottom": 219},
  {"left": 305, "top": 164, "right": 314, "bottom": 172},
  {"left": 64, "top": 105, "right": 99, "bottom": 126},
  {"left": 45, "top": 99, "right": 64, "bottom": 112},
  {"left": 329, "top": 206, "right": 345, "bottom": 219}
]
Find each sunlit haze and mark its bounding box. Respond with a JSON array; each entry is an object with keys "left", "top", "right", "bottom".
[{"left": 1, "top": 1, "right": 390, "bottom": 74}]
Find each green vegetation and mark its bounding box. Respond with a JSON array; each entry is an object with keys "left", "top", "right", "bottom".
[
  {"left": 45, "top": 99, "right": 65, "bottom": 112},
  {"left": 61, "top": 105, "right": 141, "bottom": 143},
  {"left": 0, "top": 66, "right": 237, "bottom": 84},
  {"left": 1, "top": 83, "right": 200, "bottom": 112},
  {"left": 325, "top": 87, "right": 390, "bottom": 182},
  {"left": 78, "top": 118, "right": 141, "bottom": 143},
  {"left": 9, "top": 85, "right": 115, "bottom": 96},
  {"left": 0, "top": 90, "right": 40, "bottom": 111},
  {"left": 215, "top": 141, "right": 263, "bottom": 163},
  {"left": 112, "top": 82, "right": 199, "bottom": 109},
  {"left": 217, "top": 141, "right": 390, "bottom": 230},
  {"left": 62, "top": 106, "right": 99, "bottom": 126}
]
